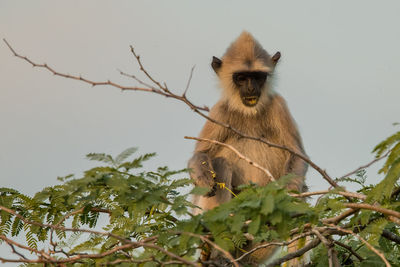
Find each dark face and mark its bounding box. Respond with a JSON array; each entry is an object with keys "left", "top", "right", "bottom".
[{"left": 232, "top": 71, "right": 268, "bottom": 107}]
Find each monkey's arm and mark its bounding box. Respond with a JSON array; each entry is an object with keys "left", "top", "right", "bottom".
[
  {"left": 286, "top": 149, "right": 308, "bottom": 192},
  {"left": 188, "top": 113, "right": 228, "bottom": 195},
  {"left": 272, "top": 95, "right": 308, "bottom": 192}
]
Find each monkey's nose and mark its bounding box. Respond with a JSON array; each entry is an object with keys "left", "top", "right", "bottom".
[{"left": 247, "top": 87, "right": 255, "bottom": 93}]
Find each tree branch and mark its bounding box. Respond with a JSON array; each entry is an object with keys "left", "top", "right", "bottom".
[
  {"left": 290, "top": 190, "right": 366, "bottom": 200},
  {"left": 3, "top": 38, "right": 340, "bottom": 189},
  {"left": 333, "top": 240, "right": 364, "bottom": 262}
]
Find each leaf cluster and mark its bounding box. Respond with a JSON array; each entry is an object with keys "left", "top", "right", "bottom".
[{"left": 1, "top": 130, "right": 400, "bottom": 266}]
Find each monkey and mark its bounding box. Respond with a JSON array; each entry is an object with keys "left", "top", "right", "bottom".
[{"left": 188, "top": 31, "right": 308, "bottom": 265}]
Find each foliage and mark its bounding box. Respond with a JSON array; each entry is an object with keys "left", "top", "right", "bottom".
[{"left": 0, "top": 130, "right": 400, "bottom": 266}]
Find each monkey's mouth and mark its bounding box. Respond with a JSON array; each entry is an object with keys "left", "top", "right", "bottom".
[{"left": 242, "top": 96, "right": 259, "bottom": 107}]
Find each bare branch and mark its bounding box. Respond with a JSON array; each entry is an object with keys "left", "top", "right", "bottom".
[
  {"left": 3, "top": 39, "right": 209, "bottom": 112},
  {"left": 130, "top": 45, "right": 165, "bottom": 91},
  {"left": 185, "top": 136, "right": 275, "bottom": 182},
  {"left": 333, "top": 240, "right": 364, "bottom": 262},
  {"left": 291, "top": 190, "right": 366, "bottom": 200},
  {"left": 3, "top": 38, "right": 339, "bottom": 189},
  {"left": 382, "top": 229, "right": 400, "bottom": 244},
  {"left": 344, "top": 203, "right": 400, "bottom": 220},
  {"left": 322, "top": 208, "right": 358, "bottom": 225},
  {"left": 183, "top": 65, "right": 196, "bottom": 97},
  {"left": 118, "top": 69, "right": 157, "bottom": 89}
]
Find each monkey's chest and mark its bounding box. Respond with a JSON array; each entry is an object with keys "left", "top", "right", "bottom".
[{"left": 214, "top": 137, "right": 288, "bottom": 186}]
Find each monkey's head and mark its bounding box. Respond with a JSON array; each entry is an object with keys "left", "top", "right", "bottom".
[{"left": 212, "top": 32, "right": 280, "bottom": 113}]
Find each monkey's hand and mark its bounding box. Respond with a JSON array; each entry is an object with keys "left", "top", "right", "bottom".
[{"left": 188, "top": 152, "right": 217, "bottom": 197}]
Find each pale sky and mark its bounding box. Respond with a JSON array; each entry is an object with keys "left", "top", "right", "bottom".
[{"left": 1, "top": 0, "right": 400, "bottom": 261}]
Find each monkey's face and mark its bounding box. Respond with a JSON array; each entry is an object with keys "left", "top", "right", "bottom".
[{"left": 232, "top": 71, "right": 268, "bottom": 107}]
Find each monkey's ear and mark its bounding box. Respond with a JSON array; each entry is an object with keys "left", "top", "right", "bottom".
[
  {"left": 211, "top": 56, "right": 222, "bottom": 74},
  {"left": 271, "top": 52, "right": 281, "bottom": 66}
]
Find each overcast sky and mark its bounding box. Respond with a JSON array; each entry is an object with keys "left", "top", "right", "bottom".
[{"left": 1, "top": 0, "right": 400, "bottom": 261}]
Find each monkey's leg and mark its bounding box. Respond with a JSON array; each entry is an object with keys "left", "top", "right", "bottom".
[
  {"left": 284, "top": 155, "right": 309, "bottom": 266},
  {"left": 212, "top": 157, "right": 234, "bottom": 204},
  {"left": 197, "top": 157, "right": 233, "bottom": 262}
]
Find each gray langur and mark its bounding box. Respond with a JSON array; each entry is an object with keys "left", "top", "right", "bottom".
[{"left": 188, "top": 31, "right": 308, "bottom": 264}]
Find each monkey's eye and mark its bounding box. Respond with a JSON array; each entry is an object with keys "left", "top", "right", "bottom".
[
  {"left": 255, "top": 72, "right": 268, "bottom": 86},
  {"left": 237, "top": 75, "right": 246, "bottom": 82},
  {"left": 233, "top": 73, "right": 247, "bottom": 84}
]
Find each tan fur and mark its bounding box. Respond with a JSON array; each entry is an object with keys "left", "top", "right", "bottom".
[{"left": 188, "top": 32, "right": 307, "bottom": 264}]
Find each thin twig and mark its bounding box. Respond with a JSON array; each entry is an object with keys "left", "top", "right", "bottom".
[
  {"left": 291, "top": 190, "right": 366, "bottom": 200},
  {"left": 6, "top": 243, "right": 27, "bottom": 260},
  {"left": 118, "top": 69, "right": 156, "bottom": 89},
  {"left": 183, "top": 65, "right": 196, "bottom": 97},
  {"left": 338, "top": 149, "right": 391, "bottom": 180},
  {"left": 333, "top": 240, "right": 364, "bottom": 262},
  {"left": 130, "top": 45, "right": 165, "bottom": 91}
]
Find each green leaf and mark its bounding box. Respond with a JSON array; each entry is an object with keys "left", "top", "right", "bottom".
[
  {"left": 232, "top": 214, "right": 245, "bottom": 233},
  {"left": 379, "top": 142, "right": 400, "bottom": 174},
  {"left": 86, "top": 152, "right": 114, "bottom": 165},
  {"left": 270, "top": 211, "right": 282, "bottom": 225},
  {"left": 115, "top": 147, "right": 138, "bottom": 164},
  {"left": 248, "top": 214, "right": 261, "bottom": 235},
  {"left": 368, "top": 157, "right": 400, "bottom": 202},
  {"left": 373, "top": 131, "right": 400, "bottom": 157},
  {"left": 260, "top": 194, "right": 274, "bottom": 215}
]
